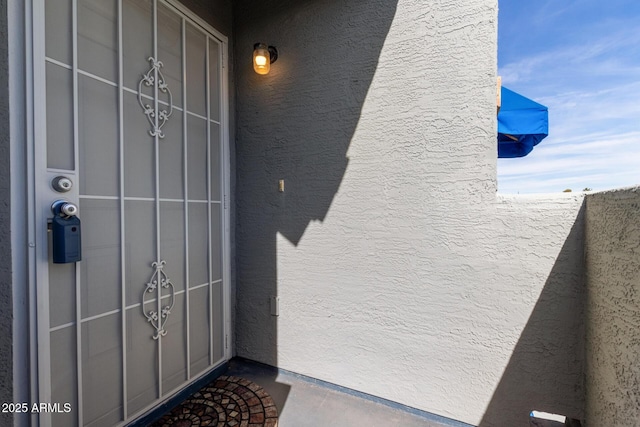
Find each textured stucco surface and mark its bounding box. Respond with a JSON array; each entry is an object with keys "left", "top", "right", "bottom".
[
  {"left": 233, "top": 0, "right": 586, "bottom": 425},
  {"left": 480, "top": 195, "right": 585, "bottom": 426},
  {"left": 0, "top": 0, "right": 13, "bottom": 424},
  {"left": 585, "top": 187, "right": 640, "bottom": 427}
]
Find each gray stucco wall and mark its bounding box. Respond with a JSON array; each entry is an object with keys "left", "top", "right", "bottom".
[
  {"left": 0, "top": 0, "right": 13, "bottom": 424},
  {"left": 585, "top": 187, "right": 640, "bottom": 427},
  {"left": 233, "top": 0, "right": 586, "bottom": 425},
  {"left": 481, "top": 195, "right": 585, "bottom": 426}
]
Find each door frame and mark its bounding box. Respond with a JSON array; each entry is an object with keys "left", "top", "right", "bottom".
[{"left": 24, "top": 0, "right": 232, "bottom": 425}]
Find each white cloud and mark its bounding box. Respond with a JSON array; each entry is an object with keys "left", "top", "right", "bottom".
[
  {"left": 498, "top": 131, "right": 640, "bottom": 193},
  {"left": 497, "top": 20, "right": 640, "bottom": 193},
  {"left": 500, "top": 28, "right": 640, "bottom": 87}
]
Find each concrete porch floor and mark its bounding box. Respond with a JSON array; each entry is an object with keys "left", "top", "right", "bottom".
[
  {"left": 150, "top": 358, "right": 474, "bottom": 426},
  {"left": 222, "top": 358, "right": 469, "bottom": 427}
]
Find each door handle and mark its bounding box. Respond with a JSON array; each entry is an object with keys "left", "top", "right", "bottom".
[{"left": 51, "top": 200, "right": 78, "bottom": 217}]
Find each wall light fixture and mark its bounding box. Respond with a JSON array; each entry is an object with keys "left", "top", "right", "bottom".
[{"left": 253, "top": 43, "right": 278, "bottom": 75}]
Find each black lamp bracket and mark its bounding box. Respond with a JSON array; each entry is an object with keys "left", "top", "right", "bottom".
[{"left": 267, "top": 46, "right": 278, "bottom": 63}]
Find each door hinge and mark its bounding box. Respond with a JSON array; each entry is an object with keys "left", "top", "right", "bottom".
[
  {"left": 225, "top": 334, "right": 228, "bottom": 349},
  {"left": 223, "top": 194, "right": 228, "bottom": 210}
]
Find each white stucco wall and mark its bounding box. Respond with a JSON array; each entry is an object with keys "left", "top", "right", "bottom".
[
  {"left": 234, "top": 0, "right": 586, "bottom": 425},
  {"left": 585, "top": 187, "right": 640, "bottom": 427},
  {"left": 272, "top": 194, "right": 585, "bottom": 426}
]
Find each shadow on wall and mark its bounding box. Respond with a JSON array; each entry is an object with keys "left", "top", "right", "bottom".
[
  {"left": 233, "top": 0, "right": 398, "bottom": 387},
  {"left": 479, "top": 205, "right": 586, "bottom": 427}
]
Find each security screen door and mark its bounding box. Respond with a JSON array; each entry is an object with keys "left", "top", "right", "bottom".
[{"left": 33, "top": 1, "right": 229, "bottom": 426}]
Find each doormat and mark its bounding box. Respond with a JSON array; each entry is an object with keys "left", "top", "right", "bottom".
[{"left": 152, "top": 375, "right": 278, "bottom": 427}]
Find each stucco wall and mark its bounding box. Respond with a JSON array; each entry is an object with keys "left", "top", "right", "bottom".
[
  {"left": 585, "top": 187, "right": 640, "bottom": 427},
  {"left": 0, "top": 0, "right": 13, "bottom": 424},
  {"left": 233, "top": 0, "right": 585, "bottom": 425},
  {"left": 481, "top": 195, "right": 585, "bottom": 426}
]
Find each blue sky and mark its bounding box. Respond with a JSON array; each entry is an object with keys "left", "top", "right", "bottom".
[{"left": 497, "top": 0, "right": 640, "bottom": 193}]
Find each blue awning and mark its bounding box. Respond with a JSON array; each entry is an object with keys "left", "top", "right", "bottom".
[{"left": 498, "top": 87, "right": 548, "bottom": 158}]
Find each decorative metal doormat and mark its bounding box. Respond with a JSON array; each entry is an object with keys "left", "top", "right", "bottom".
[{"left": 152, "top": 376, "right": 278, "bottom": 427}]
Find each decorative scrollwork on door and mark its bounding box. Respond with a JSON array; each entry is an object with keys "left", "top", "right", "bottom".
[
  {"left": 142, "top": 260, "right": 176, "bottom": 340},
  {"left": 138, "top": 57, "right": 173, "bottom": 138}
]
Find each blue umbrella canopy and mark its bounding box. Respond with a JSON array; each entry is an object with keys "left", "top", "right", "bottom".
[{"left": 498, "top": 86, "right": 548, "bottom": 158}]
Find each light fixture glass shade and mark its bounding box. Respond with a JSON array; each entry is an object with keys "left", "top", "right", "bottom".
[{"left": 253, "top": 43, "right": 270, "bottom": 75}]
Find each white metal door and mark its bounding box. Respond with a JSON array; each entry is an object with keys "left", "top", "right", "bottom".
[{"left": 31, "top": 1, "right": 230, "bottom": 426}]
